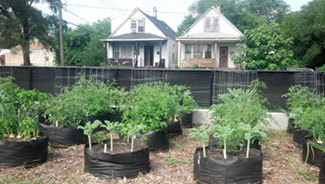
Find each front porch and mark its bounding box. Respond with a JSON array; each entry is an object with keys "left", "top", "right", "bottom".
[
  {"left": 101, "top": 35, "right": 168, "bottom": 68},
  {"left": 177, "top": 40, "right": 240, "bottom": 69}
]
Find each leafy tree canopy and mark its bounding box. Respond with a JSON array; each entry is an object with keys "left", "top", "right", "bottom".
[
  {"left": 281, "top": 0, "right": 325, "bottom": 68},
  {"left": 0, "top": 0, "right": 56, "bottom": 66},
  {"left": 233, "top": 23, "right": 296, "bottom": 70},
  {"left": 59, "top": 18, "right": 111, "bottom": 66}
]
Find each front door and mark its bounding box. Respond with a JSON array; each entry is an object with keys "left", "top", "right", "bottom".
[
  {"left": 219, "top": 46, "right": 228, "bottom": 68},
  {"left": 144, "top": 45, "right": 154, "bottom": 67}
]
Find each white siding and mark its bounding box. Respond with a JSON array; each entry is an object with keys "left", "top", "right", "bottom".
[
  {"left": 112, "top": 11, "right": 166, "bottom": 38},
  {"left": 184, "top": 9, "right": 241, "bottom": 37}
]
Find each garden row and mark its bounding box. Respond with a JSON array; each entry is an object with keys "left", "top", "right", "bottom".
[
  {"left": 1, "top": 75, "right": 323, "bottom": 183},
  {"left": 285, "top": 85, "right": 325, "bottom": 184},
  {"left": 0, "top": 77, "right": 196, "bottom": 179}
]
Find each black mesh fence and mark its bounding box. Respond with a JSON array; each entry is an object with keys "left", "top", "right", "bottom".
[{"left": 1, "top": 66, "right": 324, "bottom": 110}]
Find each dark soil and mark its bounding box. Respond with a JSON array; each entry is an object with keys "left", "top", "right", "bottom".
[
  {"left": 206, "top": 148, "right": 261, "bottom": 160},
  {"left": 92, "top": 139, "right": 146, "bottom": 154}
]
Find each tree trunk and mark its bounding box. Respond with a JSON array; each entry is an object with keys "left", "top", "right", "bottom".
[
  {"left": 22, "top": 14, "right": 31, "bottom": 66},
  {"left": 22, "top": 43, "right": 31, "bottom": 66}
]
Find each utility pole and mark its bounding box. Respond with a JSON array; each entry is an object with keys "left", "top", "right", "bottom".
[{"left": 58, "top": 0, "right": 65, "bottom": 66}]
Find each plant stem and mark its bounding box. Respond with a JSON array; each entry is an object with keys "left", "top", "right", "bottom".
[
  {"left": 131, "top": 136, "right": 134, "bottom": 152},
  {"left": 104, "top": 144, "right": 107, "bottom": 153},
  {"left": 246, "top": 139, "right": 250, "bottom": 158},
  {"left": 202, "top": 141, "right": 206, "bottom": 158},
  {"left": 110, "top": 133, "right": 113, "bottom": 152},
  {"left": 88, "top": 135, "right": 92, "bottom": 150},
  {"left": 223, "top": 139, "right": 227, "bottom": 159}
]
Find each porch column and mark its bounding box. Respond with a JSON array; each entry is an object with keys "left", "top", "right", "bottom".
[
  {"left": 135, "top": 42, "right": 138, "bottom": 68},
  {"left": 159, "top": 42, "right": 162, "bottom": 68},
  {"left": 177, "top": 41, "right": 181, "bottom": 68},
  {"left": 214, "top": 42, "right": 218, "bottom": 68},
  {"left": 103, "top": 42, "right": 107, "bottom": 65}
]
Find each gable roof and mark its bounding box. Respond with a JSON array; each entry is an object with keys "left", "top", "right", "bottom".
[
  {"left": 109, "top": 8, "right": 177, "bottom": 40},
  {"left": 178, "top": 6, "right": 242, "bottom": 39}
]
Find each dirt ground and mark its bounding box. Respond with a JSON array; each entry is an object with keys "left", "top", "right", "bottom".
[{"left": 0, "top": 129, "right": 320, "bottom": 184}]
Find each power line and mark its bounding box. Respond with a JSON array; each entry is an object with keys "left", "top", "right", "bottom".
[
  {"left": 63, "top": 7, "right": 91, "bottom": 24},
  {"left": 65, "top": 3, "right": 188, "bottom": 15}
]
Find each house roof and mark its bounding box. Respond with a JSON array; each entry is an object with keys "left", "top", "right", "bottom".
[
  {"left": 107, "top": 8, "right": 177, "bottom": 40},
  {"left": 177, "top": 32, "right": 241, "bottom": 41},
  {"left": 101, "top": 33, "right": 167, "bottom": 41},
  {"left": 138, "top": 9, "right": 177, "bottom": 39},
  {"left": 177, "top": 6, "right": 242, "bottom": 40}
]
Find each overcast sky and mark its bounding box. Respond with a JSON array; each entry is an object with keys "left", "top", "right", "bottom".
[{"left": 34, "top": 0, "right": 312, "bottom": 31}]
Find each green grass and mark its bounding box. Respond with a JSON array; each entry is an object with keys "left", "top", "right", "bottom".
[
  {"left": 296, "top": 168, "right": 318, "bottom": 182},
  {"left": 165, "top": 154, "right": 187, "bottom": 165}
]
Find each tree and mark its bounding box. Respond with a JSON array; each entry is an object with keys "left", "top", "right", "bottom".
[
  {"left": 0, "top": 0, "right": 55, "bottom": 66},
  {"left": 177, "top": 0, "right": 289, "bottom": 34},
  {"left": 62, "top": 18, "right": 111, "bottom": 66},
  {"left": 233, "top": 23, "right": 296, "bottom": 70},
  {"left": 281, "top": 0, "right": 325, "bottom": 68},
  {"left": 177, "top": 15, "right": 197, "bottom": 36}
]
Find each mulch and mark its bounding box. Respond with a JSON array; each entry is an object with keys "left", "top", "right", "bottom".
[{"left": 0, "top": 129, "right": 319, "bottom": 184}]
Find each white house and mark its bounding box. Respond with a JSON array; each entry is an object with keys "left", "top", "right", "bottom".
[
  {"left": 0, "top": 40, "right": 55, "bottom": 66},
  {"left": 176, "top": 6, "right": 243, "bottom": 69},
  {"left": 101, "top": 8, "right": 178, "bottom": 68}
]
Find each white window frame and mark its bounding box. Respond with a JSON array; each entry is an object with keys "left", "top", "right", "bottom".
[
  {"left": 204, "top": 17, "right": 219, "bottom": 32},
  {"left": 130, "top": 18, "right": 145, "bottom": 33}
]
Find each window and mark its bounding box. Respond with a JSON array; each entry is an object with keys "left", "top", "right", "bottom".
[
  {"left": 121, "top": 45, "right": 132, "bottom": 58},
  {"left": 193, "top": 44, "right": 203, "bottom": 58},
  {"left": 138, "top": 19, "right": 144, "bottom": 33},
  {"left": 212, "top": 18, "right": 218, "bottom": 32},
  {"left": 204, "top": 17, "right": 219, "bottom": 32},
  {"left": 205, "top": 44, "right": 212, "bottom": 58},
  {"left": 130, "top": 19, "right": 145, "bottom": 33},
  {"left": 185, "top": 44, "right": 191, "bottom": 59},
  {"left": 204, "top": 18, "right": 211, "bottom": 32},
  {"left": 185, "top": 44, "right": 213, "bottom": 59},
  {"left": 113, "top": 46, "right": 119, "bottom": 59}
]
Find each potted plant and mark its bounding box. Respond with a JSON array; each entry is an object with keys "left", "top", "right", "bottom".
[
  {"left": 177, "top": 85, "right": 196, "bottom": 128},
  {"left": 300, "top": 99, "right": 325, "bottom": 167},
  {"left": 192, "top": 80, "right": 268, "bottom": 183},
  {"left": 209, "top": 80, "right": 269, "bottom": 150},
  {"left": 42, "top": 77, "right": 125, "bottom": 147},
  {"left": 283, "top": 85, "right": 314, "bottom": 142},
  {"left": 120, "top": 82, "right": 172, "bottom": 151},
  {"left": 192, "top": 123, "right": 265, "bottom": 183},
  {"left": 0, "top": 78, "right": 49, "bottom": 167},
  {"left": 80, "top": 120, "right": 150, "bottom": 179}
]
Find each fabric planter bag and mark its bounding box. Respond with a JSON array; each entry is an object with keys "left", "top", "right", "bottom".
[
  {"left": 193, "top": 147, "right": 263, "bottom": 184},
  {"left": 320, "top": 156, "right": 325, "bottom": 184},
  {"left": 287, "top": 118, "right": 295, "bottom": 134},
  {"left": 166, "top": 121, "right": 182, "bottom": 136},
  {"left": 181, "top": 112, "right": 193, "bottom": 128},
  {"left": 209, "top": 136, "right": 261, "bottom": 151},
  {"left": 292, "top": 128, "right": 310, "bottom": 145},
  {"left": 0, "top": 137, "right": 49, "bottom": 168},
  {"left": 84, "top": 141, "right": 150, "bottom": 179},
  {"left": 138, "top": 129, "right": 169, "bottom": 151},
  {"left": 40, "top": 123, "right": 87, "bottom": 148},
  {"left": 302, "top": 141, "right": 324, "bottom": 167}
]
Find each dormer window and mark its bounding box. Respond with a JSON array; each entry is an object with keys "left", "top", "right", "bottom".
[
  {"left": 131, "top": 19, "right": 145, "bottom": 33},
  {"left": 204, "top": 17, "right": 219, "bottom": 32}
]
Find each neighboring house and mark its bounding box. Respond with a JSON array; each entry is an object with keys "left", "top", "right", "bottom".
[
  {"left": 176, "top": 6, "right": 243, "bottom": 69},
  {"left": 101, "top": 8, "right": 178, "bottom": 68},
  {"left": 0, "top": 40, "right": 55, "bottom": 66}
]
